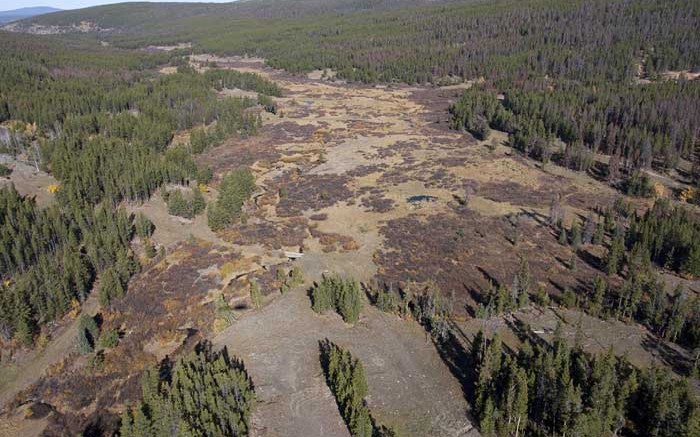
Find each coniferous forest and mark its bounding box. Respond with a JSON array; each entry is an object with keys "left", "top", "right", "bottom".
[{"left": 0, "top": 30, "right": 278, "bottom": 344}]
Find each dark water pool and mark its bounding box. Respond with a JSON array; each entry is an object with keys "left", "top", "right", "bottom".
[{"left": 407, "top": 195, "right": 438, "bottom": 203}]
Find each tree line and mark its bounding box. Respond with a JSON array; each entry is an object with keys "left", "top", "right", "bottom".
[{"left": 449, "top": 82, "right": 700, "bottom": 185}]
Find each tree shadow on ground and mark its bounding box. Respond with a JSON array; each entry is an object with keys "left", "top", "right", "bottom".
[{"left": 640, "top": 333, "right": 691, "bottom": 376}]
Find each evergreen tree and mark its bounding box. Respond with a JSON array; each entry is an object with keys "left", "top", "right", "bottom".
[
  {"left": 311, "top": 274, "right": 363, "bottom": 323},
  {"left": 250, "top": 279, "right": 262, "bottom": 309},
  {"left": 99, "top": 267, "right": 125, "bottom": 308},
  {"left": 134, "top": 212, "right": 155, "bottom": 239},
  {"left": 320, "top": 339, "right": 387, "bottom": 437},
  {"left": 593, "top": 219, "right": 605, "bottom": 245},
  {"left": 558, "top": 225, "right": 568, "bottom": 245},
  {"left": 590, "top": 275, "right": 607, "bottom": 317},
  {"left": 681, "top": 242, "right": 700, "bottom": 277},
  {"left": 606, "top": 233, "right": 625, "bottom": 276},
  {"left": 570, "top": 221, "right": 582, "bottom": 248},
  {"left": 76, "top": 314, "right": 99, "bottom": 354}
]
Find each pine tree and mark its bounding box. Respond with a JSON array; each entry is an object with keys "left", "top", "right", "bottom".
[
  {"left": 681, "top": 242, "right": 700, "bottom": 278},
  {"left": 516, "top": 257, "right": 531, "bottom": 308},
  {"left": 590, "top": 275, "right": 607, "bottom": 317},
  {"left": 191, "top": 187, "right": 206, "bottom": 215},
  {"left": 134, "top": 212, "right": 154, "bottom": 239},
  {"left": 76, "top": 314, "right": 99, "bottom": 354},
  {"left": 319, "top": 339, "right": 384, "bottom": 437},
  {"left": 535, "top": 284, "right": 550, "bottom": 307},
  {"left": 77, "top": 326, "right": 94, "bottom": 354},
  {"left": 99, "top": 267, "right": 125, "bottom": 307},
  {"left": 593, "top": 219, "right": 605, "bottom": 245},
  {"left": 558, "top": 225, "right": 568, "bottom": 245},
  {"left": 606, "top": 233, "right": 625, "bottom": 276},
  {"left": 120, "top": 342, "right": 254, "bottom": 437},
  {"left": 570, "top": 221, "right": 582, "bottom": 248},
  {"left": 311, "top": 274, "right": 362, "bottom": 323}
]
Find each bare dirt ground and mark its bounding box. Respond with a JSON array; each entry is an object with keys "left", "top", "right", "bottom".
[{"left": 213, "top": 282, "right": 478, "bottom": 437}]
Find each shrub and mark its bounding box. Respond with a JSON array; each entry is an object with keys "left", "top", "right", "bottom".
[
  {"left": 98, "top": 328, "right": 119, "bottom": 349},
  {"left": 0, "top": 163, "right": 12, "bottom": 177}
]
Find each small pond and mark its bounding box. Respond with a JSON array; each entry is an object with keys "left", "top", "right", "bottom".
[{"left": 407, "top": 195, "right": 438, "bottom": 203}]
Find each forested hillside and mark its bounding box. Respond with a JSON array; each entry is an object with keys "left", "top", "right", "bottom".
[
  {"left": 15, "top": 0, "right": 700, "bottom": 83},
  {"left": 0, "top": 31, "right": 278, "bottom": 345}
]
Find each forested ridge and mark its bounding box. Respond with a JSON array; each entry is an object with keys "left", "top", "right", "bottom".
[
  {"left": 0, "top": 31, "right": 278, "bottom": 345},
  {"left": 16, "top": 0, "right": 700, "bottom": 84}
]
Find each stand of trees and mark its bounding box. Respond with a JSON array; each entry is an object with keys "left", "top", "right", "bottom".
[
  {"left": 204, "top": 68, "right": 282, "bottom": 97},
  {"left": 163, "top": 188, "right": 206, "bottom": 219},
  {"left": 475, "top": 258, "right": 531, "bottom": 318},
  {"left": 207, "top": 168, "right": 255, "bottom": 231},
  {"left": 368, "top": 282, "right": 451, "bottom": 339},
  {"left": 80, "top": 0, "right": 700, "bottom": 87},
  {"left": 311, "top": 274, "right": 363, "bottom": 323},
  {"left": 626, "top": 199, "right": 700, "bottom": 277},
  {"left": 120, "top": 342, "right": 255, "bottom": 437},
  {"left": 450, "top": 81, "right": 700, "bottom": 181},
  {"left": 0, "top": 185, "right": 138, "bottom": 345},
  {"left": 544, "top": 198, "right": 700, "bottom": 353},
  {"left": 319, "top": 339, "right": 399, "bottom": 437},
  {"left": 472, "top": 328, "right": 700, "bottom": 437}
]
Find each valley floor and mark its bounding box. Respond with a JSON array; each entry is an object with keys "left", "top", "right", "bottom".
[{"left": 1, "top": 54, "right": 697, "bottom": 436}]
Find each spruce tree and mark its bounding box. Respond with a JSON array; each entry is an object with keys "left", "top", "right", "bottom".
[
  {"left": 593, "top": 220, "right": 605, "bottom": 245},
  {"left": 570, "top": 221, "right": 582, "bottom": 248},
  {"left": 606, "top": 233, "right": 625, "bottom": 276},
  {"left": 681, "top": 242, "right": 700, "bottom": 278}
]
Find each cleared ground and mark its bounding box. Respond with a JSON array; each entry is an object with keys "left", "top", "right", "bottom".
[{"left": 214, "top": 283, "right": 477, "bottom": 437}]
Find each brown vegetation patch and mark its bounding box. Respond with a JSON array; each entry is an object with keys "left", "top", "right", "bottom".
[
  {"left": 275, "top": 172, "right": 353, "bottom": 217},
  {"left": 197, "top": 133, "right": 280, "bottom": 174},
  {"left": 477, "top": 180, "right": 571, "bottom": 208},
  {"left": 374, "top": 211, "right": 601, "bottom": 317},
  {"left": 24, "top": 242, "right": 235, "bottom": 435},
  {"left": 347, "top": 164, "right": 384, "bottom": 178},
  {"left": 223, "top": 217, "right": 309, "bottom": 249},
  {"left": 360, "top": 191, "right": 396, "bottom": 213},
  {"left": 309, "top": 225, "right": 360, "bottom": 252}
]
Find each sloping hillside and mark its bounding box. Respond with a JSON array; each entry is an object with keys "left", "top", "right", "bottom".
[{"left": 0, "top": 6, "right": 61, "bottom": 24}]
